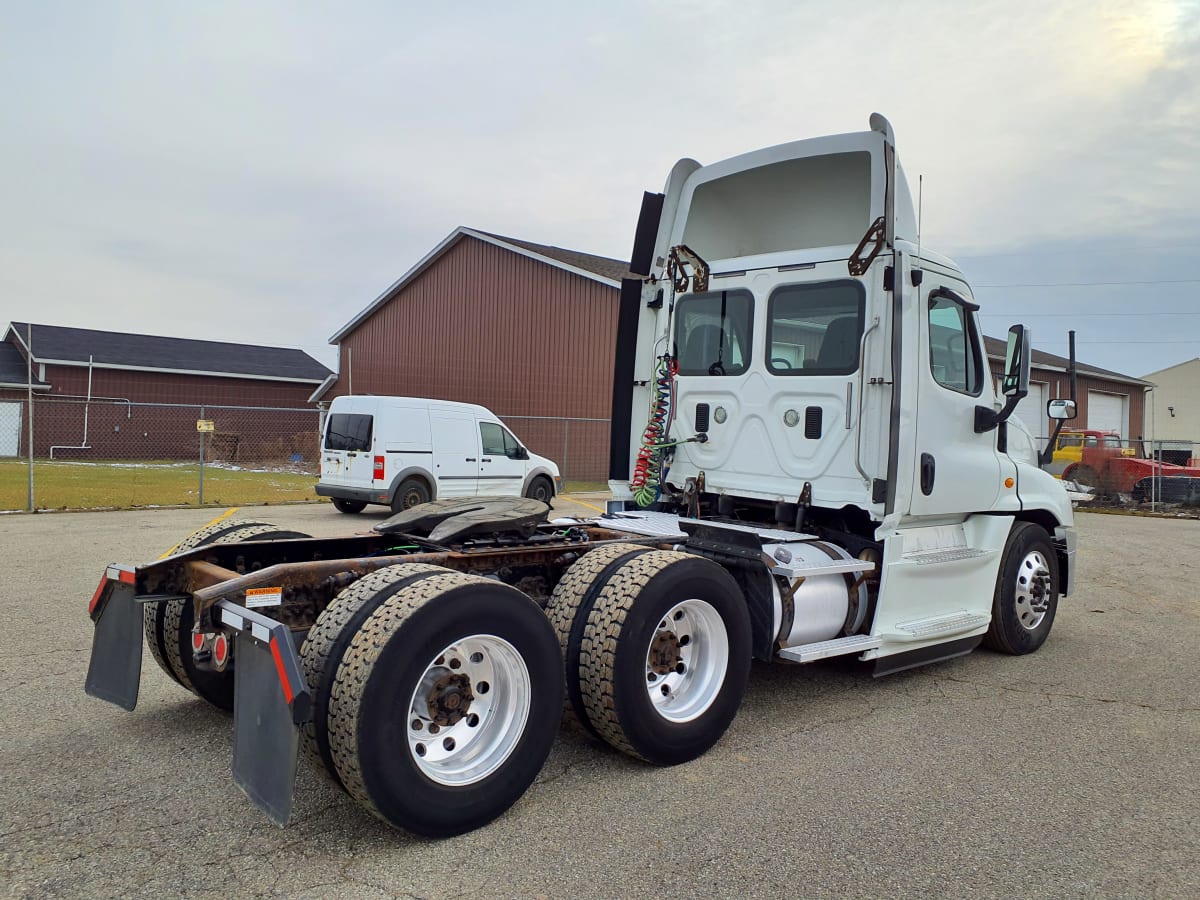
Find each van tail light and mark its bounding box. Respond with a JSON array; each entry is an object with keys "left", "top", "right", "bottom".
[{"left": 373, "top": 455, "right": 385, "bottom": 480}]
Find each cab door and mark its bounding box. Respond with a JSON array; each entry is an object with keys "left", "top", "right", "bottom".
[
  {"left": 905, "top": 281, "right": 1005, "bottom": 519},
  {"left": 478, "top": 421, "right": 527, "bottom": 496}
]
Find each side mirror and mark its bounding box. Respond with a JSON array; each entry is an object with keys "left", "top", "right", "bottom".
[
  {"left": 1002, "top": 324, "right": 1030, "bottom": 399},
  {"left": 1047, "top": 399, "right": 1077, "bottom": 421},
  {"left": 511, "top": 446, "right": 529, "bottom": 461},
  {"left": 975, "top": 323, "right": 1031, "bottom": 433}
]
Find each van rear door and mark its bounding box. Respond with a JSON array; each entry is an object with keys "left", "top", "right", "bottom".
[
  {"left": 322, "top": 410, "right": 375, "bottom": 487},
  {"left": 429, "top": 412, "right": 479, "bottom": 497}
]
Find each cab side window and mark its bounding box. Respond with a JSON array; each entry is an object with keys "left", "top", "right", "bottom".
[
  {"left": 480, "top": 423, "right": 506, "bottom": 456},
  {"left": 928, "top": 291, "right": 983, "bottom": 395}
]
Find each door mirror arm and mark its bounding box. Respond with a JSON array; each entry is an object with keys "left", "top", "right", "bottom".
[{"left": 978, "top": 324, "right": 1030, "bottom": 434}]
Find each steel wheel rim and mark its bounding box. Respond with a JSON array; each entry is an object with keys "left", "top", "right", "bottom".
[
  {"left": 406, "top": 634, "right": 531, "bottom": 786},
  {"left": 644, "top": 598, "right": 729, "bottom": 723},
  {"left": 1014, "top": 549, "right": 1052, "bottom": 631}
]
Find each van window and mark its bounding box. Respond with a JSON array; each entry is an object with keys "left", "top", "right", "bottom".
[
  {"left": 480, "top": 423, "right": 523, "bottom": 458},
  {"left": 325, "top": 413, "right": 372, "bottom": 452}
]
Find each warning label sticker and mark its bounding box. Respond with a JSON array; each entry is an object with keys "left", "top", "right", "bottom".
[{"left": 245, "top": 586, "right": 283, "bottom": 608}]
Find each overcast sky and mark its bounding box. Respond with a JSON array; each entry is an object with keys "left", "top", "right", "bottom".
[{"left": 2, "top": 0, "right": 1197, "bottom": 379}]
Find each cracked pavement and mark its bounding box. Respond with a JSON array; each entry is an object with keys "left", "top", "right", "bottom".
[{"left": 0, "top": 504, "right": 1197, "bottom": 898}]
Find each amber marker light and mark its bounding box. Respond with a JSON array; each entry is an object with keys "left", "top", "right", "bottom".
[{"left": 1004, "top": 477, "right": 1015, "bottom": 488}]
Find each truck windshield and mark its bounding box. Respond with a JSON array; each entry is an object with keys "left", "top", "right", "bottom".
[
  {"left": 766, "top": 281, "right": 865, "bottom": 375},
  {"left": 1103, "top": 436, "right": 1123, "bottom": 449},
  {"left": 675, "top": 290, "right": 753, "bottom": 376}
]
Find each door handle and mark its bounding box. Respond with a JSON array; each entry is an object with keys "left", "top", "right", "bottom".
[
  {"left": 920, "top": 452, "right": 936, "bottom": 496},
  {"left": 465, "top": 457, "right": 477, "bottom": 462},
  {"left": 481, "top": 457, "right": 492, "bottom": 463}
]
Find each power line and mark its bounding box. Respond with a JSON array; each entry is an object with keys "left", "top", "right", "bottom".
[
  {"left": 975, "top": 279, "right": 1200, "bottom": 287},
  {"left": 980, "top": 312, "right": 1200, "bottom": 317}
]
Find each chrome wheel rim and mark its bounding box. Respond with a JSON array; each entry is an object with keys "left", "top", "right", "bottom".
[
  {"left": 644, "top": 599, "right": 729, "bottom": 723},
  {"left": 407, "top": 634, "right": 530, "bottom": 786},
  {"left": 1015, "top": 550, "right": 1053, "bottom": 631}
]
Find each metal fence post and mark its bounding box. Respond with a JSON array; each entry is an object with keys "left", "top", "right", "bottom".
[
  {"left": 26, "top": 326, "right": 34, "bottom": 512},
  {"left": 198, "top": 405, "right": 205, "bottom": 506},
  {"left": 563, "top": 419, "right": 570, "bottom": 483}
]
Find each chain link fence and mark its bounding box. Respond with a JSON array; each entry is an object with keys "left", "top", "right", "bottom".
[
  {"left": 0, "top": 397, "right": 321, "bottom": 512},
  {"left": 1042, "top": 434, "right": 1200, "bottom": 509},
  {"left": 0, "top": 399, "right": 614, "bottom": 511},
  {"left": 502, "top": 415, "right": 611, "bottom": 485}
]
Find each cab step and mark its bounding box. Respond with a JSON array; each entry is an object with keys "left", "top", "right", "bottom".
[
  {"left": 771, "top": 557, "right": 874, "bottom": 579},
  {"left": 901, "top": 547, "right": 991, "bottom": 565},
  {"left": 890, "top": 611, "right": 991, "bottom": 640},
  {"left": 777, "top": 633, "right": 882, "bottom": 663}
]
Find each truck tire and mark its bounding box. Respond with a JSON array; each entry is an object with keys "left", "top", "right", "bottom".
[
  {"left": 544, "top": 542, "right": 654, "bottom": 733},
  {"left": 524, "top": 476, "right": 554, "bottom": 503},
  {"left": 143, "top": 519, "right": 277, "bottom": 689},
  {"left": 983, "top": 522, "right": 1059, "bottom": 655},
  {"left": 577, "top": 550, "right": 751, "bottom": 766},
  {"left": 299, "top": 562, "right": 449, "bottom": 788},
  {"left": 158, "top": 523, "right": 310, "bottom": 710},
  {"left": 326, "top": 572, "right": 563, "bottom": 836},
  {"left": 391, "top": 478, "right": 431, "bottom": 515},
  {"left": 332, "top": 498, "right": 367, "bottom": 514}
]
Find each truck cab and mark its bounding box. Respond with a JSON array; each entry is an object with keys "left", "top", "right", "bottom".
[{"left": 608, "top": 114, "right": 1077, "bottom": 671}]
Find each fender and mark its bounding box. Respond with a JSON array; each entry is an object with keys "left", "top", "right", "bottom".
[
  {"left": 521, "top": 466, "right": 557, "bottom": 498},
  {"left": 386, "top": 466, "right": 438, "bottom": 502}
]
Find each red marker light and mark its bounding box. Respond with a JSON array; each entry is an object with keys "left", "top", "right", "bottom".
[
  {"left": 213, "top": 634, "right": 229, "bottom": 668},
  {"left": 373, "top": 455, "right": 385, "bottom": 480},
  {"left": 192, "top": 631, "right": 205, "bottom": 652}
]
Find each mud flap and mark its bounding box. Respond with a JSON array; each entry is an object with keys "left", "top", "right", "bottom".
[
  {"left": 84, "top": 580, "right": 143, "bottom": 711},
  {"left": 220, "top": 600, "right": 311, "bottom": 827}
]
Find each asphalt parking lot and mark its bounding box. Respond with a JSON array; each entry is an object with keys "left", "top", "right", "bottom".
[{"left": 1, "top": 502, "right": 1197, "bottom": 898}]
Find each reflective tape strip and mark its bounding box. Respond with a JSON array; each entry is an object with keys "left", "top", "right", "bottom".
[
  {"left": 88, "top": 576, "right": 107, "bottom": 615},
  {"left": 106, "top": 565, "right": 136, "bottom": 584},
  {"left": 221, "top": 609, "right": 244, "bottom": 632},
  {"left": 251, "top": 622, "right": 271, "bottom": 644},
  {"left": 269, "top": 637, "right": 295, "bottom": 704}
]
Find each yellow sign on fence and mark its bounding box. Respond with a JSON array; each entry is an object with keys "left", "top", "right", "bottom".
[{"left": 196, "top": 420, "right": 215, "bottom": 433}]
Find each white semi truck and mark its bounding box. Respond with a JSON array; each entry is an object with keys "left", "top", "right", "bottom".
[{"left": 85, "top": 114, "right": 1078, "bottom": 838}]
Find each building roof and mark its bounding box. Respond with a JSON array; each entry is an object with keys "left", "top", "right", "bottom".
[
  {"left": 1141, "top": 357, "right": 1200, "bottom": 380},
  {"left": 5, "top": 323, "right": 332, "bottom": 384},
  {"left": 0, "top": 338, "right": 49, "bottom": 390},
  {"left": 982, "top": 335, "right": 1150, "bottom": 388},
  {"left": 329, "top": 227, "right": 632, "bottom": 343}
]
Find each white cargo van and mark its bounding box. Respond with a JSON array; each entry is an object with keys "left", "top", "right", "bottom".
[{"left": 315, "top": 396, "right": 561, "bottom": 514}]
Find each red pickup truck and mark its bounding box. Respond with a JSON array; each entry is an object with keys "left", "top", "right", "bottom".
[{"left": 1052, "top": 430, "right": 1200, "bottom": 494}]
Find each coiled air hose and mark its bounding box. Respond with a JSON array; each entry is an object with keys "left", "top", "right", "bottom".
[{"left": 630, "top": 354, "right": 676, "bottom": 507}]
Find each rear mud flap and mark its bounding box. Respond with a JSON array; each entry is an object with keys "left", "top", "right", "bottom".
[
  {"left": 84, "top": 581, "right": 143, "bottom": 711},
  {"left": 220, "top": 601, "right": 311, "bottom": 827}
]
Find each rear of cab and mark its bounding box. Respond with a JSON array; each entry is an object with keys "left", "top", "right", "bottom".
[{"left": 316, "top": 395, "right": 560, "bottom": 511}]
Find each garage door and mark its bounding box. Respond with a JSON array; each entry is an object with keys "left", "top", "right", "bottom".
[
  {"left": 0, "top": 402, "right": 21, "bottom": 456},
  {"left": 1013, "top": 381, "right": 1048, "bottom": 441},
  {"left": 1088, "top": 391, "right": 1127, "bottom": 437}
]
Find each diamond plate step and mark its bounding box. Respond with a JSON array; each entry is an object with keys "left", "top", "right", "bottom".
[
  {"left": 777, "top": 634, "right": 882, "bottom": 663},
  {"left": 901, "top": 547, "right": 991, "bottom": 564},
  {"left": 891, "top": 611, "right": 991, "bottom": 639},
  {"left": 771, "top": 557, "right": 875, "bottom": 579}
]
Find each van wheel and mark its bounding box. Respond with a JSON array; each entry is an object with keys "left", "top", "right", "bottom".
[
  {"left": 578, "top": 550, "right": 751, "bottom": 766},
  {"left": 332, "top": 498, "right": 367, "bottom": 514},
  {"left": 525, "top": 476, "right": 554, "bottom": 503},
  {"left": 392, "top": 478, "right": 431, "bottom": 514},
  {"left": 326, "top": 572, "right": 563, "bottom": 836}
]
